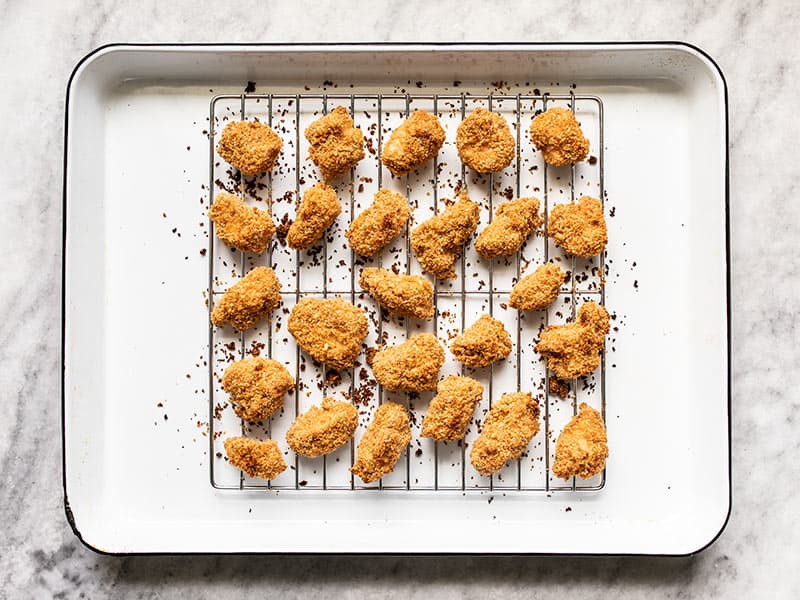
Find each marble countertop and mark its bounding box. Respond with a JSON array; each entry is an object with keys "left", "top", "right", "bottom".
[{"left": 1, "top": 0, "right": 798, "bottom": 597}]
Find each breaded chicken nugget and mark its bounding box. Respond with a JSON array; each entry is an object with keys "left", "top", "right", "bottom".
[
  {"left": 410, "top": 191, "right": 480, "bottom": 279},
  {"left": 359, "top": 267, "right": 434, "bottom": 320},
  {"left": 421, "top": 376, "right": 484, "bottom": 441},
  {"left": 553, "top": 403, "right": 608, "bottom": 479},
  {"left": 286, "top": 397, "right": 358, "bottom": 458},
  {"left": 475, "top": 196, "right": 542, "bottom": 259},
  {"left": 211, "top": 266, "right": 281, "bottom": 331},
  {"left": 470, "top": 392, "right": 540, "bottom": 476},
  {"left": 509, "top": 263, "right": 567, "bottom": 311},
  {"left": 351, "top": 402, "right": 411, "bottom": 483},
  {"left": 217, "top": 120, "right": 282, "bottom": 176},
  {"left": 456, "top": 107, "right": 515, "bottom": 173},
  {"left": 547, "top": 196, "right": 607, "bottom": 258},
  {"left": 223, "top": 437, "right": 287, "bottom": 480},
  {"left": 530, "top": 106, "right": 589, "bottom": 167},
  {"left": 286, "top": 182, "right": 341, "bottom": 250},
  {"left": 380, "top": 110, "right": 445, "bottom": 176},
  {"left": 222, "top": 357, "right": 294, "bottom": 422},
  {"left": 287, "top": 297, "right": 368, "bottom": 370},
  {"left": 305, "top": 106, "right": 365, "bottom": 181},
  {"left": 209, "top": 192, "right": 275, "bottom": 253},
  {"left": 535, "top": 301, "right": 609, "bottom": 379},
  {"left": 450, "top": 314, "right": 512, "bottom": 369},
  {"left": 345, "top": 188, "right": 411, "bottom": 257},
  {"left": 372, "top": 333, "right": 445, "bottom": 392}
]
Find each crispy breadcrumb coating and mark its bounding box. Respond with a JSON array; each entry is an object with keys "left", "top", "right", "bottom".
[
  {"left": 410, "top": 191, "right": 480, "bottom": 279},
  {"left": 287, "top": 182, "right": 341, "bottom": 250},
  {"left": 305, "top": 106, "right": 365, "bottom": 181},
  {"left": 287, "top": 297, "right": 368, "bottom": 370},
  {"left": 286, "top": 397, "right": 358, "bottom": 458},
  {"left": 208, "top": 192, "right": 275, "bottom": 253},
  {"left": 222, "top": 357, "right": 294, "bottom": 422},
  {"left": 359, "top": 267, "right": 434, "bottom": 320},
  {"left": 535, "top": 301, "right": 609, "bottom": 379},
  {"left": 553, "top": 403, "right": 608, "bottom": 479},
  {"left": 211, "top": 266, "right": 281, "bottom": 331},
  {"left": 345, "top": 188, "right": 410, "bottom": 257},
  {"left": 450, "top": 314, "right": 512, "bottom": 369},
  {"left": 380, "top": 110, "right": 445, "bottom": 176},
  {"left": 509, "top": 263, "right": 567, "bottom": 311},
  {"left": 530, "top": 106, "right": 589, "bottom": 167},
  {"left": 351, "top": 402, "right": 411, "bottom": 483},
  {"left": 475, "top": 196, "right": 542, "bottom": 259},
  {"left": 470, "top": 392, "right": 540, "bottom": 476},
  {"left": 224, "top": 437, "right": 287, "bottom": 480},
  {"left": 456, "top": 107, "right": 515, "bottom": 173},
  {"left": 547, "top": 196, "right": 607, "bottom": 258},
  {"left": 216, "top": 120, "right": 282, "bottom": 176},
  {"left": 420, "top": 376, "right": 484, "bottom": 441},
  {"left": 372, "top": 333, "right": 445, "bottom": 392}
]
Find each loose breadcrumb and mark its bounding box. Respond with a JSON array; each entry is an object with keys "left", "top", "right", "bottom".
[
  {"left": 380, "top": 110, "right": 445, "bottom": 176},
  {"left": 222, "top": 357, "right": 294, "bottom": 422},
  {"left": 535, "top": 301, "right": 610, "bottom": 379},
  {"left": 421, "top": 376, "right": 484, "bottom": 441},
  {"left": 549, "top": 377, "right": 570, "bottom": 399},
  {"left": 351, "top": 402, "right": 412, "bottom": 483},
  {"left": 470, "top": 392, "right": 540, "bottom": 476},
  {"left": 286, "top": 398, "right": 358, "bottom": 458},
  {"left": 208, "top": 192, "right": 275, "bottom": 253},
  {"left": 547, "top": 196, "right": 607, "bottom": 258},
  {"left": 216, "top": 120, "right": 282, "bottom": 176},
  {"left": 359, "top": 267, "right": 434, "bottom": 320},
  {"left": 287, "top": 182, "right": 341, "bottom": 250},
  {"left": 529, "top": 106, "right": 589, "bottom": 167},
  {"left": 223, "top": 437, "right": 287, "bottom": 480},
  {"left": 372, "top": 333, "right": 445, "bottom": 392},
  {"left": 450, "top": 314, "right": 512, "bottom": 369},
  {"left": 305, "top": 106, "right": 365, "bottom": 181},
  {"left": 552, "top": 403, "right": 608, "bottom": 479},
  {"left": 475, "top": 196, "right": 542, "bottom": 259},
  {"left": 211, "top": 266, "right": 281, "bottom": 331},
  {"left": 345, "top": 188, "right": 411, "bottom": 257},
  {"left": 456, "top": 107, "right": 515, "bottom": 173},
  {"left": 509, "top": 263, "right": 567, "bottom": 311}
]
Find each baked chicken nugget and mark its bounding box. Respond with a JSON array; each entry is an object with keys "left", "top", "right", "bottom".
[
  {"left": 305, "top": 106, "right": 365, "bottom": 181},
  {"left": 216, "top": 120, "right": 282, "bottom": 176},
  {"left": 530, "top": 106, "right": 589, "bottom": 167},
  {"left": 224, "top": 437, "right": 287, "bottom": 480},
  {"left": 548, "top": 195, "right": 607, "bottom": 258},
  {"left": 211, "top": 266, "right": 281, "bottom": 331},
  {"left": 410, "top": 191, "right": 480, "bottom": 279},
  {"left": 345, "top": 188, "right": 411, "bottom": 257},
  {"left": 475, "top": 196, "right": 542, "bottom": 259},
  {"left": 372, "top": 333, "right": 445, "bottom": 392},
  {"left": 470, "top": 392, "right": 540, "bottom": 476},
  {"left": 288, "top": 297, "right": 368, "bottom": 370},
  {"left": 450, "top": 314, "right": 512, "bottom": 369},
  {"left": 456, "top": 107, "right": 515, "bottom": 173},
  {"left": 286, "top": 182, "right": 341, "bottom": 250},
  {"left": 351, "top": 402, "right": 411, "bottom": 483},
  {"left": 421, "top": 375, "right": 484, "bottom": 441},
  {"left": 553, "top": 403, "right": 608, "bottom": 479},
  {"left": 286, "top": 398, "right": 358, "bottom": 458},
  {"left": 209, "top": 192, "right": 275, "bottom": 253},
  {"left": 222, "top": 357, "right": 294, "bottom": 422},
  {"left": 380, "top": 110, "right": 445, "bottom": 176},
  {"left": 535, "top": 301, "right": 609, "bottom": 379},
  {"left": 509, "top": 263, "right": 567, "bottom": 311},
  {"left": 359, "top": 267, "right": 434, "bottom": 320}
]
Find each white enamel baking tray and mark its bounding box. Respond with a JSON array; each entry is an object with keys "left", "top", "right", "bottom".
[{"left": 62, "top": 43, "right": 730, "bottom": 555}]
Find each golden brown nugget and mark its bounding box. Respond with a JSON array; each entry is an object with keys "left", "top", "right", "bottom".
[
  {"left": 450, "top": 314, "right": 512, "bottom": 369},
  {"left": 372, "top": 333, "right": 445, "bottom": 392},
  {"left": 548, "top": 196, "right": 607, "bottom": 258},
  {"left": 351, "top": 402, "right": 411, "bottom": 483},
  {"left": 475, "top": 196, "right": 542, "bottom": 259},
  {"left": 535, "top": 301, "right": 609, "bottom": 379},
  {"left": 456, "top": 107, "right": 515, "bottom": 173},
  {"left": 286, "top": 182, "right": 342, "bottom": 250},
  {"left": 410, "top": 192, "right": 480, "bottom": 279},
  {"left": 223, "top": 437, "right": 287, "bottom": 480},
  {"left": 509, "top": 263, "right": 568, "bottom": 312},
  {"left": 359, "top": 267, "right": 434, "bottom": 320},
  {"left": 222, "top": 357, "right": 294, "bottom": 422},
  {"left": 345, "top": 189, "right": 411, "bottom": 257},
  {"left": 470, "top": 392, "right": 540, "bottom": 476},
  {"left": 530, "top": 106, "right": 589, "bottom": 167},
  {"left": 208, "top": 192, "right": 275, "bottom": 253},
  {"left": 421, "top": 376, "right": 484, "bottom": 441},
  {"left": 286, "top": 398, "right": 358, "bottom": 458},
  {"left": 287, "top": 297, "right": 368, "bottom": 370},
  {"left": 305, "top": 106, "right": 365, "bottom": 181},
  {"left": 380, "top": 110, "right": 445, "bottom": 176},
  {"left": 553, "top": 403, "right": 608, "bottom": 479},
  {"left": 216, "top": 120, "right": 282, "bottom": 176},
  {"left": 211, "top": 266, "right": 281, "bottom": 331}
]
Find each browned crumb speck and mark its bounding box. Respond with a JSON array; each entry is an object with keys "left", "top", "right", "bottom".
[
  {"left": 211, "top": 266, "right": 281, "bottom": 331},
  {"left": 286, "top": 397, "right": 358, "bottom": 458},
  {"left": 359, "top": 267, "right": 434, "bottom": 320},
  {"left": 547, "top": 196, "right": 607, "bottom": 258},
  {"left": 345, "top": 188, "right": 411, "bottom": 257},
  {"left": 351, "top": 402, "right": 411, "bottom": 483},
  {"left": 450, "top": 314, "right": 512, "bottom": 369},
  {"left": 475, "top": 196, "right": 542, "bottom": 259},
  {"left": 222, "top": 357, "right": 294, "bottom": 421},
  {"left": 208, "top": 191, "right": 275, "bottom": 253},
  {"left": 223, "top": 436, "right": 287, "bottom": 480},
  {"left": 372, "top": 333, "right": 445, "bottom": 392},
  {"left": 216, "top": 121, "right": 282, "bottom": 176},
  {"left": 510, "top": 263, "right": 567, "bottom": 311},
  {"left": 456, "top": 107, "right": 515, "bottom": 173},
  {"left": 305, "top": 106, "right": 365, "bottom": 181},
  {"left": 552, "top": 402, "right": 608, "bottom": 479},
  {"left": 529, "top": 106, "right": 589, "bottom": 167},
  {"left": 535, "top": 301, "right": 610, "bottom": 379},
  {"left": 286, "top": 182, "right": 342, "bottom": 250},
  {"left": 470, "top": 392, "right": 540, "bottom": 476},
  {"left": 421, "top": 375, "right": 484, "bottom": 441},
  {"left": 380, "top": 110, "right": 445, "bottom": 176},
  {"left": 549, "top": 377, "right": 570, "bottom": 399}
]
